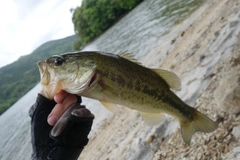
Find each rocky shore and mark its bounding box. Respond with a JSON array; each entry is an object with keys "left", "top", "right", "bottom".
[{"left": 80, "top": 0, "right": 240, "bottom": 159}]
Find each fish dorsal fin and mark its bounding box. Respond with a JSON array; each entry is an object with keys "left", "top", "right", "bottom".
[
  {"left": 141, "top": 112, "right": 166, "bottom": 126},
  {"left": 117, "top": 51, "right": 142, "bottom": 65},
  {"left": 100, "top": 101, "right": 120, "bottom": 113},
  {"left": 152, "top": 69, "right": 182, "bottom": 91}
]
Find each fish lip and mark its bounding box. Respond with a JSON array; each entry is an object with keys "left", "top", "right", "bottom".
[
  {"left": 37, "top": 61, "right": 46, "bottom": 74},
  {"left": 37, "top": 61, "right": 50, "bottom": 85}
]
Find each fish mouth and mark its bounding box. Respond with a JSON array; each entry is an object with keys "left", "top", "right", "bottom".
[
  {"left": 37, "top": 61, "right": 50, "bottom": 85},
  {"left": 37, "top": 60, "right": 60, "bottom": 99},
  {"left": 37, "top": 61, "right": 45, "bottom": 74}
]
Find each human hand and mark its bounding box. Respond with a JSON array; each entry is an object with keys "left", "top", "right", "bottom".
[
  {"left": 40, "top": 90, "right": 82, "bottom": 126},
  {"left": 29, "top": 93, "right": 94, "bottom": 160}
]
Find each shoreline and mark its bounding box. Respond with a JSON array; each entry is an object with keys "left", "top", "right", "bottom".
[{"left": 80, "top": 0, "right": 240, "bottom": 159}]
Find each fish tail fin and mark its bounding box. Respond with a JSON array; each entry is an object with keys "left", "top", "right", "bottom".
[{"left": 180, "top": 110, "right": 218, "bottom": 144}]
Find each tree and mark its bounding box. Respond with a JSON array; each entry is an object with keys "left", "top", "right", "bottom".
[{"left": 72, "top": 0, "right": 143, "bottom": 50}]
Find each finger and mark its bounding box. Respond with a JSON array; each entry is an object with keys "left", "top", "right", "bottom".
[
  {"left": 54, "top": 90, "right": 69, "bottom": 103},
  {"left": 48, "top": 94, "right": 77, "bottom": 126},
  {"left": 51, "top": 104, "right": 81, "bottom": 138},
  {"left": 39, "top": 90, "right": 44, "bottom": 96},
  {"left": 71, "top": 107, "right": 95, "bottom": 118}
]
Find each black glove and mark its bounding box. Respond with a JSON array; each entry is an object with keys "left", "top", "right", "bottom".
[{"left": 29, "top": 94, "right": 94, "bottom": 160}]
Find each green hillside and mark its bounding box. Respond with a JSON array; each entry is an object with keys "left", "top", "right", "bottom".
[{"left": 0, "top": 35, "right": 77, "bottom": 114}]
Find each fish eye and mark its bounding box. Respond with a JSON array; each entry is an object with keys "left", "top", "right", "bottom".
[{"left": 54, "top": 56, "right": 64, "bottom": 66}]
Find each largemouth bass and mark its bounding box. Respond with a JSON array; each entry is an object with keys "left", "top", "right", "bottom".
[{"left": 38, "top": 51, "right": 217, "bottom": 143}]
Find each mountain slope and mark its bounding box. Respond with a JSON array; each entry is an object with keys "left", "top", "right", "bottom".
[{"left": 0, "top": 35, "right": 77, "bottom": 114}]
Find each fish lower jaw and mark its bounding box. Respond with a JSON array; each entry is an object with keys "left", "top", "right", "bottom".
[{"left": 41, "top": 81, "right": 63, "bottom": 100}]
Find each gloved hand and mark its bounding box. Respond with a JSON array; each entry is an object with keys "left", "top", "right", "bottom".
[{"left": 29, "top": 94, "right": 94, "bottom": 160}]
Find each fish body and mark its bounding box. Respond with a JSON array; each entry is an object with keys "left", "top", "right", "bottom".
[{"left": 38, "top": 51, "right": 217, "bottom": 143}]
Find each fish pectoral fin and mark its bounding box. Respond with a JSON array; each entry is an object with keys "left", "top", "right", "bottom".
[
  {"left": 100, "top": 101, "right": 120, "bottom": 113},
  {"left": 180, "top": 110, "right": 218, "bottom": 144},
  {"left": 99, "top": 81, "right": 120, "bottom": 98},
  {"left": 141, "top": 112, "right": 166, "bottom": 126},
  {"left": 151, "top": 69, "right": 182, "bottom": 91}
]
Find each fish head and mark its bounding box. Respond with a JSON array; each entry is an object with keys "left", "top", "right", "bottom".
[{"left": 38, "top": 54, "right": 97, "bottom": 99}]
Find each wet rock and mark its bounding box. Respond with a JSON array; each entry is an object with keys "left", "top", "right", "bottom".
[{"left": 214, "top": 73, "right": 240, "bottom": 114}]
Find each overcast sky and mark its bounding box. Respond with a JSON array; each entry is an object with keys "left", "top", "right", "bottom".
[{"left": 0, "top": 0, "right": 82, "bottom": 68}]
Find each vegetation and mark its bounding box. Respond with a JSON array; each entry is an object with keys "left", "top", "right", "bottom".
[
  {"left": 72, "top": 0, "right": 143, "bottom": 50},
  {"left": 0, "top": 35, "right": 77, "bottom": 115},
  {"left": 0, "top": 1, "right": 144, "bottom": 115}
]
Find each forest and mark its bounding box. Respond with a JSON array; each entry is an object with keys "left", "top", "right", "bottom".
[{"left": 72, "top": 0, "right": 143, "bottom": 50}]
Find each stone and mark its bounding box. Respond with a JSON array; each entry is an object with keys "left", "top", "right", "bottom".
[
  {"left": 147, "top": 135, "right": 155, "bottom": 144},
  {"left": 232, "top": 125, "right": 240, "bottom": 139}
]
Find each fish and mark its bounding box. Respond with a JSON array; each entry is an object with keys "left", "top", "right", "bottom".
[{"left": 37, "top": 51, "right": 217, "bottom": 144}]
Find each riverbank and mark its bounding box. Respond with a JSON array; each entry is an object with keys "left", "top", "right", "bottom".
[
  {"left": 154, "top": 0, "right": 240, "bottom": 159},
  {"left": 80, "top": 0, "right": 240, "bottom": 159}
]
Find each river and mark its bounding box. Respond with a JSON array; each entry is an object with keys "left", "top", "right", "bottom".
[{"left": 0, "top": 0, "right": 207, "bottom": 159}]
